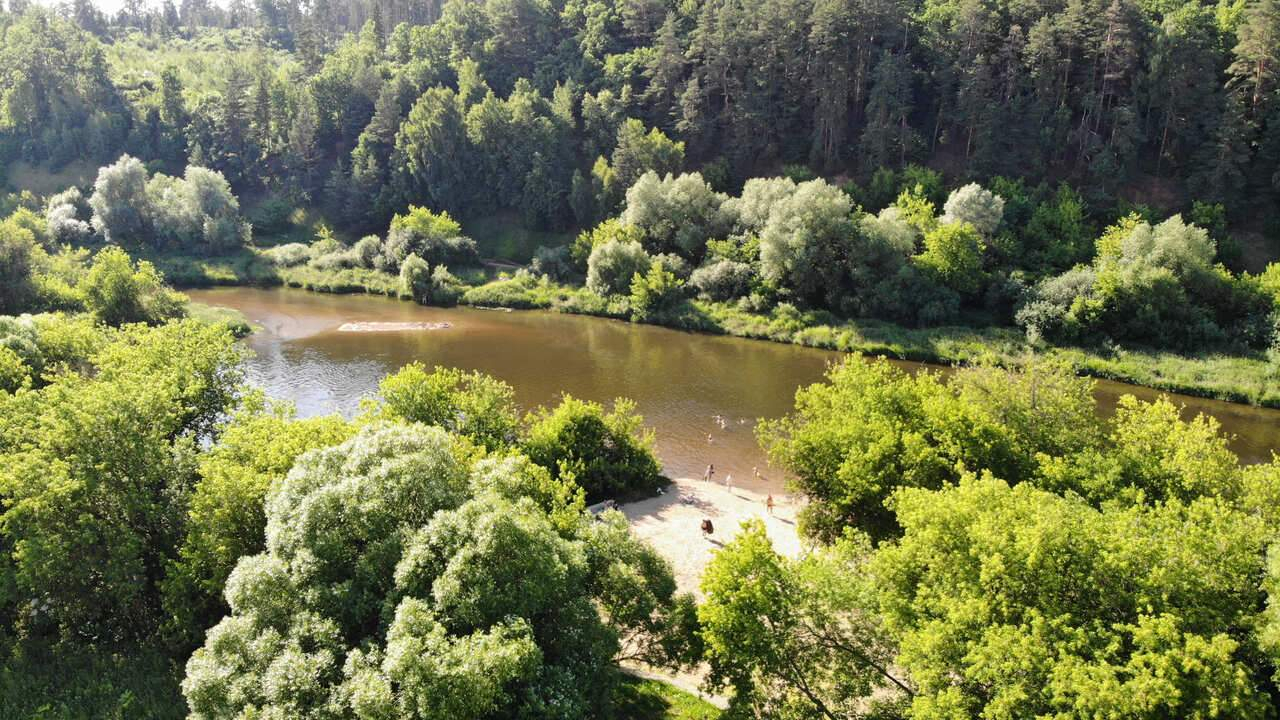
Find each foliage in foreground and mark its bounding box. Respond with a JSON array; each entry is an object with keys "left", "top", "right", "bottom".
[
  {"left": 760, "top": 355, "right": 1274, "bottom": 540},
  {"left": 701, "top": 355, "right": 1280, "bottom": 718},
  {"left": 182, "top": 423, "right": 694, "bottom": 719}
]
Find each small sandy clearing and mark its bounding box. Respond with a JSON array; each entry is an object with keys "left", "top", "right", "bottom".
[
  {"left": 620, "top": 477, "right": 805, "bottom": 598},
  {"left": 617, "top": 478, "right": 805, "bottom": 708}
]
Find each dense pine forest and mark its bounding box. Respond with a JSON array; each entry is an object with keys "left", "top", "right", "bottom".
[
  {"left": 7, "top": 0, "right": 1280, "bottom": 717},
  {"left": 3, "top": 0, "right": 1279, "bottom": 223}
]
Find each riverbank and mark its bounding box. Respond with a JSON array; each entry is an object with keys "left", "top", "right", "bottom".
[{"left": 165, "top": 249, "right": 1280, "bottom": 409}]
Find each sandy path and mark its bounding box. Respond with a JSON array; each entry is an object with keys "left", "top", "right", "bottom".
[
  {"left": 621, "top": 477, "right": 805, "bottom": 598},
  {"left": 617, "top": 478, "right": 805, "bottom": 708}
]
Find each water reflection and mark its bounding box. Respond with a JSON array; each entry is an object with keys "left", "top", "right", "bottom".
[{"left": 189, "top": 287, "right": 1280, "bottom": 492}]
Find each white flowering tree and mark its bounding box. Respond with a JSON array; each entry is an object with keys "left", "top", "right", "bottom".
[{"left": 183, "top": 423, "right": 693, "bottom": 719}]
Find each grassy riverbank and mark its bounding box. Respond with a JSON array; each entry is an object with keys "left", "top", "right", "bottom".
[{"left": 162, "top": 249, "right": 1280, "bottom": 408}]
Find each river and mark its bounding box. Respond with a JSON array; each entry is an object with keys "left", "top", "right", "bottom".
[{"left": 187, "top": 287, "right": 1280, "bottom": 491}]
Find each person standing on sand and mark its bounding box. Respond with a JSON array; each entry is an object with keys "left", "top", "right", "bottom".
[
  {"left": 704, "top": 464, "right": 715, "bottom": 483},
  {"left": 766, "top": 494, "right": 775, "bottom": 515},
  {"left": 724, "top": 473, "right": 733, "bottom": 490}
]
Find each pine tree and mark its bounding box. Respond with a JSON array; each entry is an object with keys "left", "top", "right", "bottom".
[
  {"left": 621, "top": 0, "right": 665, "bottom": 43},
  {"left": 217, "top": 69, "right": 253, "bottom": 185},
  {"left": 251, "top": 74, "right": 273, "bottom": 155},
  {"left": 861, "top": 50, "right": 917, "bottom": 170},
  {"left": 1191, "top": 99, "right": 1252, "bottom": 203},
  {"left": 286, "top": 94, "right": 320, "bottom": 197},
  {"left": 808, "top": 0, "right": 854, "bottom": 169},
  {"left": 1148, "top": 4, "right": 1220, "bottom": 176},
  {"left": 369, "top": 0, "right": 386, "bottom": 49},
  {"left": 158, "top": 66, "right": 188, "bottom": 163},
  {"left": 643, "top": 13, "right": 685, "bottom": 131},
  {"left": 1229, "top": 0, "right": 1280, "bottom": 119}
]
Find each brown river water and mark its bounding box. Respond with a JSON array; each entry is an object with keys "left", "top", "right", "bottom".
[{"left": 187, "top": 287, "right": 1280, "bottom": 492}]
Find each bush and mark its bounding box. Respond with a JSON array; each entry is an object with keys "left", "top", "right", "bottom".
[
  {"left": 307, "top": 226, "right": 343, "bottom": 261},
  {"left": 45, "top": 187, "right": 92, "bottom": 245},
  {"left": 400, "top": 253, "right": 431, "bottom": 302},
  {"left": 352, "top": 234, "right": 382, "bottom": 268},
  {"left": 81, "top": 247, "right": 186, "bottom": 326},
  {"left": 587, "top": 239, "right": 652, "bottom": 296},
  {"left": 377, "top": 363, "right": 519, "bottom": 450},
  {"left": 247, "top": 196, "right": 293, "bottom": 236},
  {"left": 523, "top": 396, "right": 662, "bottom": 501},
  {"left": 0, "top": 217, "right": 40, "bottom": 314},
  {"left": 182, "top": 423, "right": 687, "bottom": 719},
  {"left": 162, "top": 406, "right": 353, "bottom": 645},
  {"left": 310, "top": 249, "right": 359, "bottom": 270},
  {"left": 90, "top": 156, "right": 250, "bottom": 255},
  {"left": 759, "top": 179, "right": 857, "bottom": 305},
  {"left": 0, "top": 345, "right": 30, "bottom": 392},
  {"left": 89, "top": 154, "right": 151, "bottom": 246},
  {"left": 427, "top": 265, "right": 465, "bottom": 306},
  {"left": 691, "top": 259, "right": 754, "bottom": 301},
  {"left": 897, "top": 163, "right": 945, "bottom": 205},
  {"left": 914, "top": 221, "right": 987, "bottom": 296},
  {"left": 571, "top": 219, "right": 645, "bottom": 272},
  {"left": 263, "top": 242, "right": 310, "bottom": 267},
  {"left": 629, "top": 263, "right": 686, "bottom": 322},
  {"left": 725, "top": 177, "right": 796, "bottom": 235},
  {"left": 1, "top": 321, "right": 243, "bottom": 642},
  {"left": 1020, "top": 215, "right": 1269, "bottom": 351},
  {"left": 860, "top": 264, "right": 960, "bottom": 326},
  {"left": 942, "top": 183, "right": 1005, "bottom": 236},
  {"left": 651, "top": 252, "right": 691, "bottom": 280},
  {"left": 781, "top": 163, "right": 817, "bottom": 183},
  {"left": 621, "top": 171, "right": 732, "bottom": 260},
  {"left": 381, "top": 206, "right": 478, "bottom": 271},
  {"left": 530, "top": 244, "right": 574, "bottom": 281}
]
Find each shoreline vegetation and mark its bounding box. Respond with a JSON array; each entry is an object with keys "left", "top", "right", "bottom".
[{"left": 165, "top": 248, "right": 1280, "bottom": 409}]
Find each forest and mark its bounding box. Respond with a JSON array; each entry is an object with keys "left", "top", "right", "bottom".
[
  {"left": 4, "top": 0, "right": 1280, "bottom": 715},
  {"left": 4, "top": 0, "right": 1280, "bottom": 401}
]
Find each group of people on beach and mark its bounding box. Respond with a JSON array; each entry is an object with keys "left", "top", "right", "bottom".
[{"left": 698, "top": 461, "right": 776, "bottom": 539}]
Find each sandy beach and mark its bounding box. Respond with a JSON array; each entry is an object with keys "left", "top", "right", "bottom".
[
  {"left": 615, "top": 478, "right": 805, "bottom": 707},
  {"left": 621, "top": 477, "right": 805, "bottom": 597}
]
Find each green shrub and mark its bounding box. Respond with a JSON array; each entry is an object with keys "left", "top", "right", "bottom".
[
  {"left": 629, "top": 263, "right": 686, "bottom": 322},
  {"left": 523, "top": 395, "right": 662, "bottom": 502},
  {"left": 377, "top": 363, "right": 520, "bottom": 451}
]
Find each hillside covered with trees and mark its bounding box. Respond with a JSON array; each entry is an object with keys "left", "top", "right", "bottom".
[
  {"left": 4, "top": 0, "right": 1280, "bottom": 401},
  {"left": 3, "top": 0, "right": 1280, "bottom": 226}
]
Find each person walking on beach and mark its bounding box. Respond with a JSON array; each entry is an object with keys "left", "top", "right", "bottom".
[
  {"left": 724, "top": 473, "right": 733, "bottom": 491},
  {"left": 703, "top": 464, "right": 715, "bottom": 483},
  {"left": 766, "top": 494, "right": 775, "bottom": 515}
]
